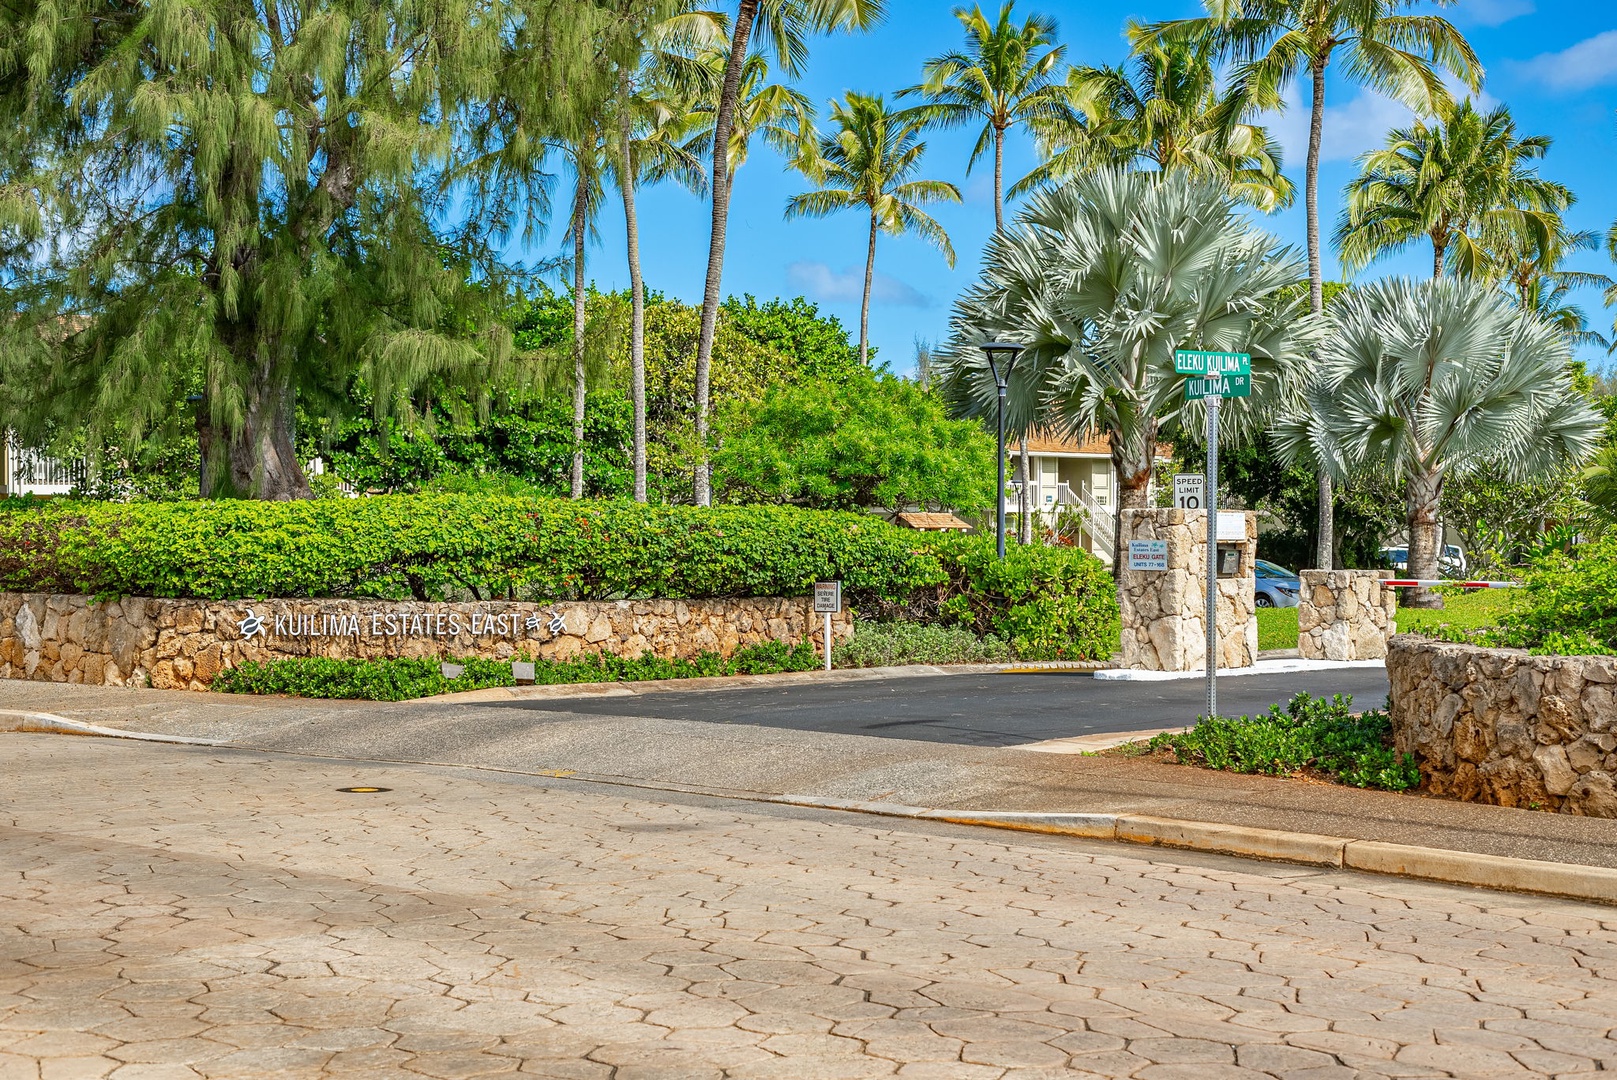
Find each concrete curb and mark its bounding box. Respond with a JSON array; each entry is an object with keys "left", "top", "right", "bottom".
[
  {"left": 7, "top": 713, "right": 1615, "bottom": 906},
  {"left": 418, "top": 662, "right": 1029, "bottom": 705},
  {"left": 0, "top": 710, "right": 231, "bottom": 745}
]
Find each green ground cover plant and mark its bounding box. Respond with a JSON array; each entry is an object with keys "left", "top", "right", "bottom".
[
  {"left": 1146, "top": 693, "right": 1420, "bottom": 792},
  {"left": 1256, "top": 607, "right": 1299, "bottom": 651},
  {"left": 213, "top": 640, "right": 823, "bottom": 700},
  {"left": 833, "top": 621, "right": 1012, "bottom": 667}
]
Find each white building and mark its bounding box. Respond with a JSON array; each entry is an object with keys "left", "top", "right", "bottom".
[{"left": 1005, "top": 430, "right": 1122, "bottom": 563}]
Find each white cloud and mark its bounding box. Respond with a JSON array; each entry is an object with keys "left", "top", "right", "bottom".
[
  {"left": 786, "top": 261, "right": 932, "bottom": 308},
  {"left": 1268, "top": 87, "right": 1417, "bottom": 166},
  {"left": 1516, "top": 30, "right": 1617, "bottom": 91},
  {"left": 1265, "top": 78, "right": 1498, "bottom": 169},
  {"left": 1454, "top": 0, "right": 1534, "bottom": 27}
]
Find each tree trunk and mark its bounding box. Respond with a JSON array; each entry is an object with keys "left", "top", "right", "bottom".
[
  {"left": 570, "top": 172, "right": 587, "bottom": 501},
  {"left": 1405, "top": 467, "right": 1445, "bottom": 609},
  {"left": 619, "top": 71, "right": 648, "bottom": 504},
  {"left": 196, "top": 371, "right": 309, "bottom": 500},
  {"left": 1307, "top": 58, "right": 1333, "bottom": 571},
  {"left": 860, "top": 210, "right": 876, "bottom": 366},
  {"left": 992, "top": 123, "right": 1005, "bottom": 234},
  {"left": 1432, "top": 236, "right": 1446, "bottom": 279},
  {"left": 692, "top": 0, "right": 759, "bottom": 507},
  {"left": 1019, "top": 442, "right": 1032, "bottom": 544},
  {"left": 1109, "top": 423, "right": 1156, "bottom": 579}
]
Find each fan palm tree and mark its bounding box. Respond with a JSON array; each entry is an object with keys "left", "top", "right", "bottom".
[
  {"left": 1277, "top": 277, "right": 1602, "bottom": 608},
  {"left": 940, "top": 168, "right": 1326, "bottom": 567},
  {"left": 898, "top": 1, "right": 1067, "bottom": 232},
  {"left": 613, "top": 6, "right": 722, "bottom": 502},
  {"left": 691, "top": 0, "right": 885, "bottom": 506},
  {"left": 1136, "top": 0, "right": 1482, "bottom": 570},
  {"left": 1336, "top": 100, "right": 1572, "bottom": 281},
  {"left": 1017, "top": 31, "right": 1294, "bottom": 213},
  {"left": 786, "top": 92, "right": 960, "bottom": 366}
]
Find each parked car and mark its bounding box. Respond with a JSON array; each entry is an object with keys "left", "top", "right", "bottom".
[
  {"left": 1254, "top": 559, "right": 1300, "bottom": 608},
  {"left": 1379, "top": 544, "right": 1468, "bottom": 577}
]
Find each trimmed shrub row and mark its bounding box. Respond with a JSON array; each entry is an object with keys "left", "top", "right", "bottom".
[{"left": 0, "top": 495, "right": 1122, "bottom": 662}]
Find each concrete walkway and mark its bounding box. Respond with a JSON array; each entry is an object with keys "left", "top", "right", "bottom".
[
  {"left": 5, "top": 678, "right": 1617, "bottom": 891},
  {"left": 13, "top": 736, "right": 1617, "bottom": 1079}
]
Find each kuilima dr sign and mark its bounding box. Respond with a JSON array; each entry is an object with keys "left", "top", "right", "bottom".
[{"left": 1174, "top": 348, "right": 1251, "bottom": 720}]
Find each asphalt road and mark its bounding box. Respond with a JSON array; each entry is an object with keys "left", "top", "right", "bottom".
[{"left": 491, "top": 666, "right": 1393, "bottom": 747}]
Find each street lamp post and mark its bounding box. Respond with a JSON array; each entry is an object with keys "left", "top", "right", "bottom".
[{"left": 979, "top": 342, "right": 1024, "bottom": 560}]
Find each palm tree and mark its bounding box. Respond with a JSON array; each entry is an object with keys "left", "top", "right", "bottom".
[
  {"left": 614, "top": 6, "right": 721, "bottom": 502},
  {"left": 898, "top": 1, "right": 1067, "bottom": 232},
  {"left": 556, "top": 124, "right": 609, "bottom": 500},
  {"left": 691, "top": 0, "right": 885, "bottom": 507},
  {"left": 940, "top": 168, "right": 1326, "bottom": 567},
  {"left": 1277, "top": 277, "right": 1602, "bottom": 608},
  {"left": 786, "top": 92, "right": 960, "bottom": 366},
  {"left": 1017, "top": 32, "right": 1293, "bottom": 212},
  {"left": 1481, "top": 220, "right": 1613, "bottom": 351},
  {"left": 1137, "top": 0, "right": 1482, "bottom": 571},
  {"left": 694, "top": 51, "right": 817, "bottom": 224},
  {"left": 1336, "top": 100, "right": 1571, "bottom": 281}
]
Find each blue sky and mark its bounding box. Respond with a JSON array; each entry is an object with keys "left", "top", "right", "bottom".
[{"left": 523, "top": 0, "right": 1617, "bottom": 377}]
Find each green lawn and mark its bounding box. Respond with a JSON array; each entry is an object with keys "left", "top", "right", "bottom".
[
  {"left": 1256, "top": 607, "right": 1299, "bottom": 651},
  {"left": 1394, "top": 587, "right": 1515, "bottom": 636},
  {"left": 1252, "top": 588, "right": 1513, "bottom": 653}
]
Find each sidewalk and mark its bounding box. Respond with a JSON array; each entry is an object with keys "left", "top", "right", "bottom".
[{"left": 5, "top": 677, "right": 1617, "bottom": 898}]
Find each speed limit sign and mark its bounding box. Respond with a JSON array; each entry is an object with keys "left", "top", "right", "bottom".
[{"left": 1173, "top": 474, "right": 1204, "bottom": 510}]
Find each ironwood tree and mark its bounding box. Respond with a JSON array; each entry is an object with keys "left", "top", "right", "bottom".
[{"left": 0, "top": 0, "right": 630, "bottom": 498}]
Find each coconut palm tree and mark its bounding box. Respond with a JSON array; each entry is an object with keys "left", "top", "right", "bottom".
[
  {"left": 693, "top": 51, "right": 817, "bottom": 222},
  {"left": 786, "top": 92, "right": 960, "bottom": 366},
  {"left": 1481, "top": 221, "right": 1613, "bottom": 351},
  {"left": 898, "top": 1, "right": 1067, "bottom": 233},
  {"left": 554, "top": 124, "right": 610, "bottom": 500},
  {"left": 691, "top": 0, "right": 885, "bottom": 507},
  {"left": 1136, "top": 0, "right": 1482, "bottom": 570},
  {"left": 940, "top": 168, "right": 1326, "bottom": 568},
  {"left": 1336, "top": 100, "right": 1572, "bottom": 281},
  {"left": 613, "top": 7, "right": 722, "bottom": 502},
  {"left": 1277, "top": 277, "right": 1602, "bottom": 608},
  {"left": 1016, "top": 31, "right": 1293, "bottom": 213}
]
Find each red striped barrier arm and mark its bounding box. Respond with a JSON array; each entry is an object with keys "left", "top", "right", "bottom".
[{"left": 1382, "top": 579, "right": 1518, "bottom": 588}]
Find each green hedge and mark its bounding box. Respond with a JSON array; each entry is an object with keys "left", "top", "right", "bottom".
[
  {"left": 0, "top": 495, "right": 942, "bottom": 602},
  {"left": 0, "top": 496, "right": 1121, "bottom": 662}
]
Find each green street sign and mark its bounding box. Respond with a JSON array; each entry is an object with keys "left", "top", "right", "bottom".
[
  {"left": 1174, "top": 349, "right": 1251, "bottom": 376},
  {"left": 1184, "top": 373, "right": 1251, "bottom": 400}
]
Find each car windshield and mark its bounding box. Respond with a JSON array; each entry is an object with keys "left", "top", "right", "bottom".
[{"left": 1256, "top": 560, "right": 1293, "bottom": 578}]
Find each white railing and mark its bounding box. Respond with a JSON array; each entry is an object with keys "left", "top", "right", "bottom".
[
  {"left": 4, "top": 432, "right": 83, "bottom": 496},
  {"left": 1053, "top": 482, "right": 1117, "bottom": 562}
]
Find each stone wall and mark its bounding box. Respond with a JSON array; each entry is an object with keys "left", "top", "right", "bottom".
[
  {"left": 1387, "top": 635, "right": 1617, "bottom": 816},
  {"left": 0, "top": 593, "right": 851, "bottom": 691},
  {"left": 1117, "top": 508, "right": 1257, "bottom": 671},
  {"left": 1299, "top": 570, "right": 1398, "bottom": 661}
]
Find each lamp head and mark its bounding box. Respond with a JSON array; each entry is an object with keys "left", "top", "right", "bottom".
[{"left": 978, "top": 341, "right": 1024, "bottom": 388}]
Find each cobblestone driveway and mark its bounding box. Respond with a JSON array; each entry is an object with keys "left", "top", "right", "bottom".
[{"left": 4, "top": 737, "right": 1617, "bottom": 1079}]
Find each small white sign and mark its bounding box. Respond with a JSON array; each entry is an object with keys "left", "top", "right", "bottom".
[
  {"left": 1172, "top": 474, "right": 1204, "bottom": 510},
  {"left": 1216, "top": 511, "right": 1247, "bottom": 542},
  {"left": 813, "top": 581, "right": 842, "bottom": 614},
  {"left": 1127, "top": 539, "right": 1169, "bottom": 571}
]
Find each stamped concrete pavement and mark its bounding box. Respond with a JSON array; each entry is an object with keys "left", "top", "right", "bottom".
[{"left": 6, "top": 735, "right": 1617, "bottom": 1079}]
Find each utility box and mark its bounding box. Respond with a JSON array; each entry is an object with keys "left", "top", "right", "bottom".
[{"left": 1117, "top": 508, "right": 1258, "bottom": 672}]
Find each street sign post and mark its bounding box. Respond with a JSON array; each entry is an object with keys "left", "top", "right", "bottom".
[
  {"left": 1173, "top": 350, "right": 1251, "bottom": 720},
  {"left": 813, "top": 581, "right": 842, "bottom": 671},
  {"left": 1172, "top": 474, "right": 1204, "bottom": 510}
]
